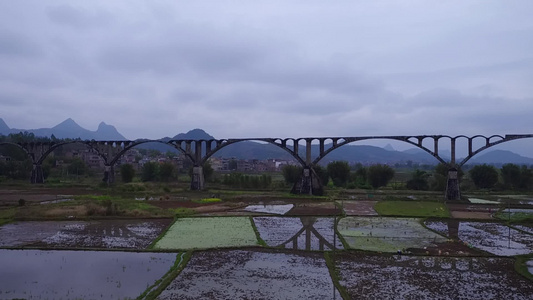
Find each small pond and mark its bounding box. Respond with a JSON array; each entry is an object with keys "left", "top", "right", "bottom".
[{"left": 0, "top": 249, "right": 176, "bottom": 299}]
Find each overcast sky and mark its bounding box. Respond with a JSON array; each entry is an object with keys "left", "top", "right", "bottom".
[{"left": 1, "top": 1, "right": 532, "bottom": 154}]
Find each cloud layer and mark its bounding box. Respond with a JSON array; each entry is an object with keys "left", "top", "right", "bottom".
[{"left": 1, "top": 0, "right": 532, "bottom": 155}]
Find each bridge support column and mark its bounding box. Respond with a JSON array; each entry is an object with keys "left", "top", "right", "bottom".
[
  {"left": 445, "top": 168, "right": 461, "bottom": 201},
  {"left": 102, "top": 165, "right": 115, "bottom": 185},
  {"left": 447, "top": 219, "right": 460, "bottom": 240},
  {"left": 190, "top": 166, "right": 204, "bottom": 190},
  {"left": 30, "top": 163, "right": 44, "bottom": 184},
  {"left": 291, "top": 167, "right": 323, "bottom": 196}
]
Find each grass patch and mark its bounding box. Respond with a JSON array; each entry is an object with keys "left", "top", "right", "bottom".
[
  {"left": 495, "top": 212, "right": 533, "bottom": 223},
  {"left": 172, "top": 207, "right": 195, "bottom": 217},
  {"left": 193, "top": 198, "right": 222, "bottom": 204},
  {"left": 249, "top": 217, "right": 267, "bottom": 247},
  {"left": 515, "top": 254, "right": 533, "bottom": 281},
  {"left": 0, "top": 208, "right": 15, "bottom": 226},
  {"left": 374, "top": 201, "right": 450, "bottom": 218}
]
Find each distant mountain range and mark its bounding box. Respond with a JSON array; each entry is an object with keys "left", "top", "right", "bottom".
[
  {"left": 1, "top": 117, "right": 533, "bottom": 166},
  {"left": 0, "top": 118, "right": 125, "bottom": 140}
]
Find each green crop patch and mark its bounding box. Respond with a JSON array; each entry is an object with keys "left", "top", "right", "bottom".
[
  {"left": 154, "top": 217, "right": 259, "bottom": 250},
  {"left": 338, "top": 217, "right": 447, "bottom": 252}
]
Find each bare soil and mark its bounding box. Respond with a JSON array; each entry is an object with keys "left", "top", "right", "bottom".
[
  {"left": 0, "top": 187, "right": 98, "bottom": 206},
  {"left": 446, "top": 203, "right": 498, "bottom": 220},
  {"left": 342, "top": 200, "right": 378, "bottom": 216}
]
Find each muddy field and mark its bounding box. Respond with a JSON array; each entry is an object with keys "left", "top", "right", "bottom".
[
  {"left": 0, "top": 219, "right": 172, "bottom": 249},
  {"left": 158, "top": 249, "right": 340, "bottom": 300},
  {"left": 336, "top": 253, "right": 533, "bottom": 299},
  {"left": 0, "top": 188, "right": 94, "bottom": 206},
  {"left": 342, "top": 200, "right": 378, "bottom": 216}
]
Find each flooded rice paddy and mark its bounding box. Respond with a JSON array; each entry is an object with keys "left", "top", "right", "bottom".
[
  {"left": 242, "top": 204, "right": 294, "bottom": 215},
  {"left": 0, "top": 249, "right": 176, "bottom": 300},
  {"left": 253, "top": 217, "right": 344, "bottom": 251},
  {"left": 1, "top": 214, "right": 532, "bottom": 298},
  {"left": 0, "top": 219, "right": 172, "bottom": 249},
  {"left": 337, "top": 254, "right": 533, "bottom": 299},
  {"left": 425, "top": 220, "right": 533, "bottom": 256},
  {"left": 157, "top": 249, "right": 341, "bottom": 300},
  {"left": 338, "top": 217, "right": 447, "bottom": 252}
]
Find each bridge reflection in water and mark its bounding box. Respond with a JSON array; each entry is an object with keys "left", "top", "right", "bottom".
[{"left": 253, "top": 216, "right": 343, "bottom": 251}]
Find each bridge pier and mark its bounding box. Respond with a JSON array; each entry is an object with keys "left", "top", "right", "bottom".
[
  {"left": 445, "top": 168, "right": 461, "bottom": 201},
  {"left": 291, "top": 167, "right": 323, "bottom": 196},
  {"left": 102, "top": 165, "right": 115, "bottom": 185},
  {"left": 190, "top": 166, "right": 204, "bottom": 190},
  {"left": 30, "top": 163, "right": 44, "bottom": 184}
]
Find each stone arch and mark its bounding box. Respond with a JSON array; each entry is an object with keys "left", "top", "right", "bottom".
[
  {"left": 0, "top": 142, "right": 32, "bottom": 161},
  {"left": 198, "top": 138, "right": 307, "bottom": 166},
  {"left": 311, "top": 136, "right": 448, "bottom": 166}
]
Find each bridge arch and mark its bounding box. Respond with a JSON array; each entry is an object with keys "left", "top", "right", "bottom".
[
  {"left": 106, "top": 140, "right": 191, "bottom": 166},
  {"left": 198, "top": 138, "right": 307, "bottom": 166},
  {"left": 0, "top": 142, "right": 32, "bottom": 161},
  {"left": 310, "top": 136, "right": 448, "bottom": 166}
]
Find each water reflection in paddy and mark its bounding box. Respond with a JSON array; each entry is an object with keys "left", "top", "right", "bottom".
[
  {"left": 425, "top": 220, "right": 533, "bottom": 256},
  {"left": 0, "top": 249, "right": 176, "bottom": 300}
]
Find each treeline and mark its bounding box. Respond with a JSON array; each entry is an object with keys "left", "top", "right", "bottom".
[
  {"left": 221, "top": 173, "right": 272, "bottom": 189},
  {"left": 466, "top": 163, "right": 533, "bottom": 191},
  {"left": 282, "top": 162, "right": 396, "bottom": 189},
  {"left": 281, "top": 162, "right": 533, "bottom": 192}
]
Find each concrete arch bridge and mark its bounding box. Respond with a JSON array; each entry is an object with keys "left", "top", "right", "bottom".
[{"left": 1, "top": 134, "right": 532, "bottom": 201}]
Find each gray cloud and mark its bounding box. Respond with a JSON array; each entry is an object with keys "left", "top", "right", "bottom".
[
  {"left": 0, "top": 0, "right": 532, "bottom": 154},
  {"left": 0, "top": 31, "right": 43, "bottom": 58},
  {"left": 47, "top": 4, "right": 112, "bottom": 29}
]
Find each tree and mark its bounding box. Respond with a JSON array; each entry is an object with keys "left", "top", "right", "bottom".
[
  {"left": 435, "top": 163, "right": 464, "bottom": 179},
  {"left": 327, "top": 161, "right": 351, "bottom": 187},
  {"left": 501, "top": 163, "right": 521, "bottom": 190},
  {"left": 159, "top": 162, "right": 175, "bottom": 182},
  {"left": 67, "top": 158, "right": 87, "bottom": 176},
  {"left": 203, "top": 162, "right": 214, "bottom": 182},
  {"left": 313, "top": 165, "right": 329, "bottom": 186},
  {"left": 282, "top": 165, "right": 303, "bottom": 184},
  {"left": 352, "top": 165, "right": 368, "bottom": 188},
  {"left": 406, "top": 169, "right": 429, "bottom": 190},
  {"left": 120, "top": 164, "right": 135, "bottom": 183},
  {"left": 469, "top": 164, "right": 499, "bottom": 189},
  {"left": 366, "top": 164, "right": 395, "bottom": 189},
  {"left": 431, "top": 163, "right": 465, "bottom": 191},
  {"left": 141, "top": 161, "right": 160, "bottom": 182},
  {"left": 228, "top": 159, "right": 238, "bottom": 171},
  {"left": 519, "top": 165, "right": 533, "bottom": 190}
]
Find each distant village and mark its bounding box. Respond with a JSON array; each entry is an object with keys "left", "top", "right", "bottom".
[{"left": 52, "top": 148, "right": 298, "bottom": 173}]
